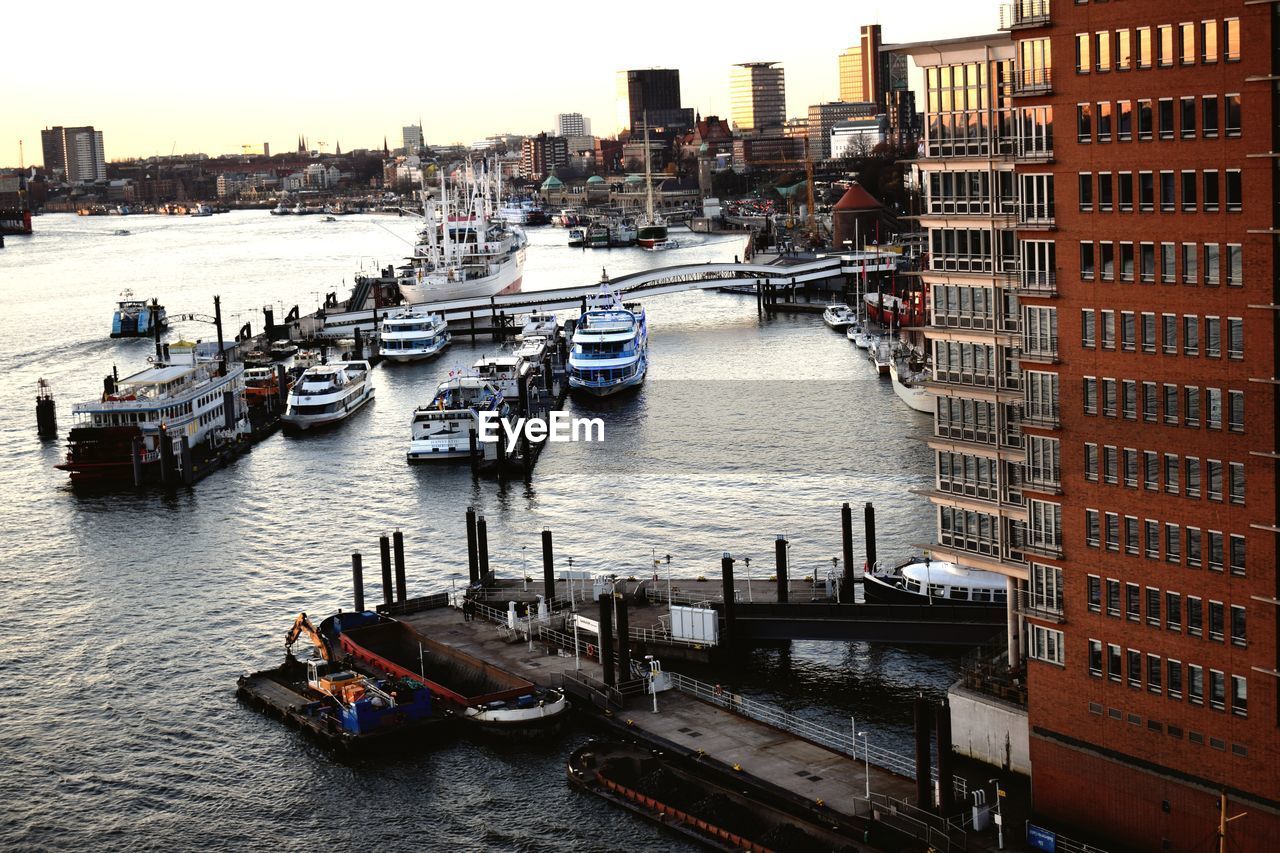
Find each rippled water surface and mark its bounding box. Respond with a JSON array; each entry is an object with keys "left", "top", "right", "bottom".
[{"left": 0, "top": 213, "right": 954, "bottom": 850}]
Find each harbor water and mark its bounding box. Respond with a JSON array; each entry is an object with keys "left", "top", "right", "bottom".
[{"left": 0, "top": 213, "right": 955, "bottom": 850}]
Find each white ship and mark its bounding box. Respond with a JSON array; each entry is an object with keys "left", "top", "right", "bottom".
[
  {"left": 822, "top": 303, "right": 857, "bottom": 330},
  {"left": 520, "top": 311, "right": 559, "bottom": 340},
  {"left": 568, "top": 289, "right": 648, "bottom": 396},
  {"left": 282, "top": 361, "right": 375, "bottom": 431},
  {"left": 378, "top": 309, "right": 450, "bottom": 362},
  {"left": 890, "top": 354, "right": 936, "bottom": 413},
  {"left": 397, "top": 162, "right": 527, "bottom": 304},
  {"left": 406, "top": 376, "right": 507, "bottom": 462}
]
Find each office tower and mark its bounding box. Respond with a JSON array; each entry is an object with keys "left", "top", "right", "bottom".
[
  {"left": 729, "top": 62, "right": 786, "bottom": 132},
  {"left": 615, "top": 69, "right": 694, "bottom": 134}
]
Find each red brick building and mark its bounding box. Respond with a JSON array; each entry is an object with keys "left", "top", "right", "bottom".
[{"left": 1007, "top": 1, "right": 1278, "bottom": 848}]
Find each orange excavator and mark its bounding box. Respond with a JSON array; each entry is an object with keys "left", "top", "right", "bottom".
[
  {"left": 285, "top": 612, "right": 331, "bottom": 662},
  {"left": 284, "top": 612, "right": 383, "bottom": 705}
]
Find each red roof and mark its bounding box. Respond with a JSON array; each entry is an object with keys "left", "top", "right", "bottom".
[{"left": 833, "top": 183, "right": 882, "bottom": 211}]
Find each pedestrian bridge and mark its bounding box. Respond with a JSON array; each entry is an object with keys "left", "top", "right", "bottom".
[{"left": 318, "top": 252, "right": 896, "bottom": 336}]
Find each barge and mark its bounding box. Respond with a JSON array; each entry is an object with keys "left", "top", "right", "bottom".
[
  {"left": 567, "top": 740, "right": 861, "bottom": 852},
  {"left": 336, "top": 614, "right": 568, "bottom": 728}
]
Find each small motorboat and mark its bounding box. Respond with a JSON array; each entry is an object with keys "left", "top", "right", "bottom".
[{"left": 822, "top": 303, "right": 857, "bottom": 330}]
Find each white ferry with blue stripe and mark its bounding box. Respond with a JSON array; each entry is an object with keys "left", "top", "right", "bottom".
[{"left": 567, "top": 290, "right": 647, "bottom": 397}]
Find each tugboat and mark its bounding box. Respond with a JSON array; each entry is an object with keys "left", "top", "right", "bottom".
[{"left": 110, "top": 290, "right": 167, "bottom": 338}]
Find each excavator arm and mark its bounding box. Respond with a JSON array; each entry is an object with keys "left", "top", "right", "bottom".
[{"left": 284, "top": 612, "right": 331, "bottom": 662}]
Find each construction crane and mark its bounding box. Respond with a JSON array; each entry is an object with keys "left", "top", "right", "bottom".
[{"left": 285, "top": 612, "right": 332, "bottom": 662}]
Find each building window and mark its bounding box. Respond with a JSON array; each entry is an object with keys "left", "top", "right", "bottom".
[
  {"left": 1183, "top": 244, "right": 1199, "bottom": 285},
  {"left": 1102, "top": 378, "right": 1116, "bottom": 416},
  {"left": 1120, "top": 311, "right": 1135, "bottom": 350},
  {"left": 1229, "top": 534, "right": 1245, "bottom": 575},
  {"left": 1167, "top": 659, "right": 1183, "bottom": 698},
  {"left": 1120, "top": 242, "right": 1135, "bottom": 281},
  {"left": 1143, "top": 450, "right": 1158, "bottom": 489},
  {"left": 1081, "top": 309, "right": 1096, "bottom": 347},
  {"left": 1083, "top": 377, "right": 1098, "bottom": 414},
  {"left": 1225, "top": 94, "right": 1241, "bottom": 136},
  {"left": 1096, "top": 30, "right": 1112, "bottom": 72},
  {"left": 1118, "top": 172, "right": 1133, "bottom": 211},
  {"left": 1084, "top": 442, "right": 1098, "bottom": 480},
  {"left": 1179, "top": 96, "right": 1195, "bottom": 137},
  {"left": 1086, "top": 508, "right": 1101, "bottom": 548},
  {"left": 1142, "top": 382, "right": 1157, "bottom": 421},
  {"left": 1087, "top": 574, "right": 1101, "bottom": 611},
  {"left": 1206, "top": 459, "right": 1223, "bottom": 501},
  {"left": 1100, "top": 241, "right": 1115, "bottom": 280},
  {"left": 1076, "top": 103, "right": 1092, "bottom": 142},
  {"left": 1098, "top": 173, "right": 1113, "bottom": 211},
  {"left": 1231, "top": 675, "right": 1247, "bottom": 717},
  {"left": 1078, "top": 173, "right": 1093, "bottom": 211},
  {"left": 1127, "top": 648, "right": 1142, "bottom": 687},
  {"left": 1147, "top": 654, "right": 1162, "bottom": 692},
  {"left": 1140, "top": 314, "right": 1156, "bottom": 353},
  {"left": 1202, "top": 95, "right": 1219, "bottom": 137},
  {"left": 1179, "top": 22, "right": 1195, "bottom": 65},
  {"left": 1204, "top": 243, "right": 1220, "bottom": 285},
  {"left": 1117, "top": 29, "right": 1132, "bottom": 71},
  {"left": 1106, "top": 512, "right": 1120, "bottom": 551},
  {"left": 1160, "top": 244, "right": 1176, "bottom": 284},
  {"left": 1187, "top": 526, "right": 1203, "bottom": 568},
  {"left": 1225, "top": 170, "right": 1242, "bottom": 211},
  {"left": 1201, "top": 20, "right": 1218, "bottom": 63},
  {"left": 1096, "top": 101, "right": 1112, "bottom": 142},
  {"left": 1166, "top": 592, "right": 1182, "bottom": 630},
  {"left": 1186, "top": 455, "right": 1202, "bottom": 496},
  {"left": 1157, "top": 24, "right": 1174, "bottom": 67},
  {"left": 1230, "top": 606, "right": 1247, "bottom": 646},
  {"left": 1227, "top": 390, "right": 1244, "bottom": 431},
  {"left": 1161, "top": 314, "right": 1176, "bottom": 353},
  {"left": 1080, "top": 241, "right": 1095, "bottom": 279},
  {"left": 1205, "top": 316, "right": 1221, "bottom": 358},
  {"left": 1226, "top": 244, "right": 1242, "bottom": 286},
  {"left": 1188, "top": 596, "right": 1203, "bottom": 636},
  {"left": 1224, "top": 19, "right": 1240, "bottom": 61},
  {"left": 1163, "top": 388, "right": 1179, "bottom": 427},
  {"left": 1184, "top": 314, "right": 1200, "bottom": 353},
  {"left": 1088, "top": 639, "right": 1102, "bottom": 676},
  {"left": 1165, "top": 523, "right": 1182, "bottom": 564},
  {"left": 1206, "top": 388, "right": 1223, "bottom": 430},
  {"left": 1203, "top": 170, "right": 1219, "bottom": 211},
  {"left": 1227, "top": 317, "right": 1243, "bottom": 358},
  {"left": 1208, "top": 600, "right": 1225, "bottom": 640},
  {"left": 1188, "top": 663, "right": 1204, "bottom": 704},
  {"left": 1075, "top": 33, "right": 1091, "bottom": 73},
  {"left": 1229, "top": 462, "right": 1245, "bottom": 504},
  {"left": 1137, "top": 27, "right": 1152, "bottom": 68},
  {"left": 1030, "top": 624, "right": 1064, "bottom": 666},
  {"left": 1103, "top": 445, "right": 1118, "bottom": 483},
  {"left": 1144, "top": 522, "right": 1159, "bottom": 560},
  {"left": 1117, "top": 99, "right": 1132, "bottom": 140},
  {"left": 1125, "top": 518, "right": 1140, "bottom": 556},
  {"left": 1209, "top": 669, "right": 1225, "bottom": 710},
  {"left": 1157, "top": 98, "right": 1174, "bottom": 138},
  {"left": 1108, "top": 644, "right": 1122, "bottom": 681},
  {"left": 1137, "top": 99, "right": 1153, "bottom": 139}
]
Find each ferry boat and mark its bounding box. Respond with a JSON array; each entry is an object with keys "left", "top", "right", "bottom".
[
  {"left": 585, "top": 223, "right": 611, "bottom": 249},
  {"left": 567, "top": 226, "right": 588, "bottom": 247},
  {"left": 270, "top": 202, "right": 291, "bottom": 215},
  {"left": 56, "top": 341, "right": 247, "bottom": 485},
  {"left": 863, "top": 556, "right": 1007, "bottom": 608},
  {"left": 610, "top": 218, "right": 638, "bottom": 247},
  {"left": 378, "top": 309, "right": 450, "bottom": 362},
  {"left": 398, "top": 161, "right": 527, "bottom": 304},
  {"left": 406, "top": 376, "right": 507, "bottom": 462},
  {"left": 473, "top": 354, "right": 525, "bottom": 398},
  {"left": 520, "top": 311, "right": 559, "bottom": 340},
  {"left": 822, "top": 303, "right": 857, "bottom": 330},
  {"left": 568, "top": 290, "right": 647, "bottom": 397},
  {"left": 281, "top": 360, "right": 375, "bottom": 431},
  {"left": 890, "top": 354, "right": 936, "bottom": 413},
  {"left": 110, "top": 291, "right": 167, "bottom": 338}
]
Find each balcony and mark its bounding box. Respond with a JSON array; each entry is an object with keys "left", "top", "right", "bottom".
[
  {"left": 999, "top": 0, "right": 1051, "bottom": 30},
  {"left": 1021, "top": 402, "right": 1059, "bottom": 429},
  {"left": 1018, "top": 342, "right": 1059, "bottom": 364},
  {"left": 1021, "top": 466, "right": 1062, "bottom": 494},
  {"left": 1011, "top": 66, "right": 1053, "bottom": 97},
  {"left": 1014, "top": 140, "right": 1055, "bottom": 163},
  {"left": 1017, "top": 269, "right": 1057, "bottom": 296},
  {"left": 1016, "top": 205, "right": 1056, "bottom": 230},
  {"left": 1013, "top": 588, "right": 1065, "bottom": 623}
]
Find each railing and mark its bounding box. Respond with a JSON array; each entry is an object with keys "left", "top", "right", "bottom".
[
  {"left": 1018, "top": 342, "right": 1059, "bottom": 363},
  {"left": 870, "top": 792, "right": 969, "bottom": 853},
  {"left": 1019, "top": 466, "right": 1061, "bottom": 494},
  {"left": 1021, "top": 402, "right": 1060, "bottom": 429},
  {"left": 960, "top": 645, "right": 1027, "bottom": 707},
  {"left": 1012, "top": 588, "right": 1064, "bottom": 624},
  {"left": 1018, "top": 270, "right": 1057, "bottom": 294},
  {"left": 1014, "top": 140, "right": 1055, "bottom": 162},
  {"left": 1011, "top": 66, "right": 1053, "bottom": 95},
  {"left": 999, "top": 0, "right": 1051, "bottom": 29},
  {"left": 667, "top": 671, "right": 922, "bottom": 780},
  {"left": 1017, "top": 205, "right": 1056, "bottom": 228}
]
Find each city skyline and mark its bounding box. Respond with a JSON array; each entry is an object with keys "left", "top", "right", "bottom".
[{"left": 2, "top": 1, "right": 981, "bottom": 167}]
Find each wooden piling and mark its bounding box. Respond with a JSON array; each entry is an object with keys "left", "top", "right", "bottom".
[
  {"left": 476, "top": 515, "right": 490, "bottom": 585},
  {"left": 598, "top": 593, "right": 616, "bottom": 687},
  {"left": 935, "top": 699, "right": 955, "bottom": 816},
  {"left": 541, "top": 529, "right": 555, "bottom": 603},
  {"left": 914, "top": 694, "right": 933, "bottom": 809},
  {"left": 380, "top": 534, "right": 393, "bottom": 607},
  {"left": 841, "top": 502, "right": 855, "bottom": 599},
  {"left": 393, "top": 529, "right": 407, "bottom": 604},
  {"left": 465, "top": 507, "right": 479, "bottom": 585},
  {"left": 721, "top": 552, "right": 736, "bottom": 646},
  {"left": 864, "top": 502, "right": 877, "bottom": 570},
  {"left": 774, "top": 535, "right": 788, "bottom": 604},
  {"left": 351, "top": 552, "right": 365, "bottom": 611},
  {"left": 615, "top": 593, "right": 632, "bottom": 682}
]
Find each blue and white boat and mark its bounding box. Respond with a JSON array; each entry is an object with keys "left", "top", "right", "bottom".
[
  {"left": 378, "top": 308, "right": 450, "bottom": 362},
  {"left": 406, "top": 376, "right": 507, "bottom": 462},
  {"left": 110, "top": 290, "right": 167, "bottom": 338},
  {"left": 567, "top": 290, "right": 647, "bottom": 397}
]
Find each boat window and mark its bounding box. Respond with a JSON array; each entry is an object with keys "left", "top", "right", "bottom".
[
  {"left": 929, "top": 584, "right": 948, "bottom": 598},
  {"left": 950, "top": 587, "right": 970, "bottom": 600},
  {"left": 905, "top": 579, "right": 921, "bottom": 593},
  {"left": 993, "top": 589, "right": 1007, "bottom": 603},
  {"left": 973, "top": 588, "right": 991, "bottom": 602}
]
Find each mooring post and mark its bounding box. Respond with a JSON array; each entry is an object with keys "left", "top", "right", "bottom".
[
  {"left": 721, "top": 552, "right": 736, "bottom": 646},
  {"left": 476, "top": 515, "right": 490, "bottom": 585},
  {"left": 935, "top": 699, "right": 955, "bottom": 816},
  {"left": 914, "top": 694, "right": 933, "bottom": 809},
  {"left": 159, "top": 426, "right": 175, "bottom": 487},
  {"left": 541, "top": 529, "right": 555, "bottom": 604},
  {"left": 615, "top": 593, "right": 632, "bottom": 683},
  {"left": 131, "top": 437, "right": 143, "bottom": 487},
  {"left": 841, "top": 502, "right": 855, "bottom": 599},
  {"left": 392, "top": 529, "right": 407, "bottom": 604},
  {"left": 351, "top": 551, "right": 365, "bottom": 611},
  {"left": 598, "top": 593, "right": 616, "bottom": 688},
  {"left": 275, "top": 363, "right": 288, "bottom": 411},
  {"left": 465, "top": 506, "right": 479, "bottom": 585},
  {"left": 379, "top": 534, "right": 393, "bottom": 608},
  {"left": 864, "top": 501, "right": 877, "bottom": 570},
  {"left": 179, "top": 435, "right": 194, "bottom": 486},
  {"left": 774, "top": 534, "right": 788, "bottom": 603}
]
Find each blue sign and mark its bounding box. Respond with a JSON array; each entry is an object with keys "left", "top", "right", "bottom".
[{"left": 1027, "top": 823, "right": 1057, "bottom": 853}]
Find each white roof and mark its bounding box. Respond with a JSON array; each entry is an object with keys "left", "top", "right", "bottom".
[
  {"left": 900, "top": 560, "right": 1005, "bottom": 590},
  {"left": 120, "top": 364, "right": 196, "bottom": 386}
]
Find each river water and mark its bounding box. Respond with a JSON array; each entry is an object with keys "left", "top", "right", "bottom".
[{"left": 0, "top": 212, "right": 954, "bottom": 850}]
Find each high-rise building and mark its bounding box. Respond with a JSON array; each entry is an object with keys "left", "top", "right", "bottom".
[
  {"left": 402, "top": 123, "right": 424, "bottom": 154},
  {"left": 520, "top": 133, "right": 568, "bottom": 181},
  {"left": 729, "top": 62, "right": 786, "bottom": 132},
  {"left": 556, "top": 113, "right": 590, "bottom": 138},
  {"left": 903, "top": 2, "right": 1277, "bottom": 847},
  {"left": 615, "top": 69, "right": 694, "bottom": 134},
  {"left": 806, "top": 101, "right": 878, "bottom": 160},
  {"left": 41, "top": 126, "right": 105, "bottom": 182},
  {"left": 839, "top": 25, "right": 883, "bottom": 105}
]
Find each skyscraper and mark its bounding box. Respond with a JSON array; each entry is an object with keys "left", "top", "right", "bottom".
[
  {"left": 402, "top": 123, "right": 424, "bottom": 154},
  {"left": 839, "top": 25, "right": 883, "bottom": 105},
  {"left": 729, "top": 62, "right": 786, "bottom": 132},
  {"left": 615, "top": 69, "right": 694, "bottom": 134},
  {"left": 556, "top": 113, "right": 590, "bottom": 137},
  {"left": 40, "top": 126, "right": 106, "bottom": 182}
]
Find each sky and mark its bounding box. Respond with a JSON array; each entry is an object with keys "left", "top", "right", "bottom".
[{"left": 3, "top": 0, "right": 986, "bottom": 166}]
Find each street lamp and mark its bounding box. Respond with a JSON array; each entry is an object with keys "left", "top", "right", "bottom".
[
  {"left": 859, "top": 732, "right": 871, "bottom": 799},
  {"left": 646, "top": 655, "right": 659, "bottom": 713},
  {"left": 522, "top": 545, "right": 528, "bottom": 592},
  {"left": 990, "top": 778, "right": 1005, "bottom": 850},
  {"left": 743, "top": 556, "right": 752, "bottom": 602}
]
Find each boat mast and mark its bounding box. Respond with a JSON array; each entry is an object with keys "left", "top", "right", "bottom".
[
  {"left": 438, "top": 167, "right": 452, "bottom": 265},
  {"left": 643, "top": 113, "right": 654, "bottom": 224},
  {"left": 420, "top": 171, "right": 438, "bottom": 264}
]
